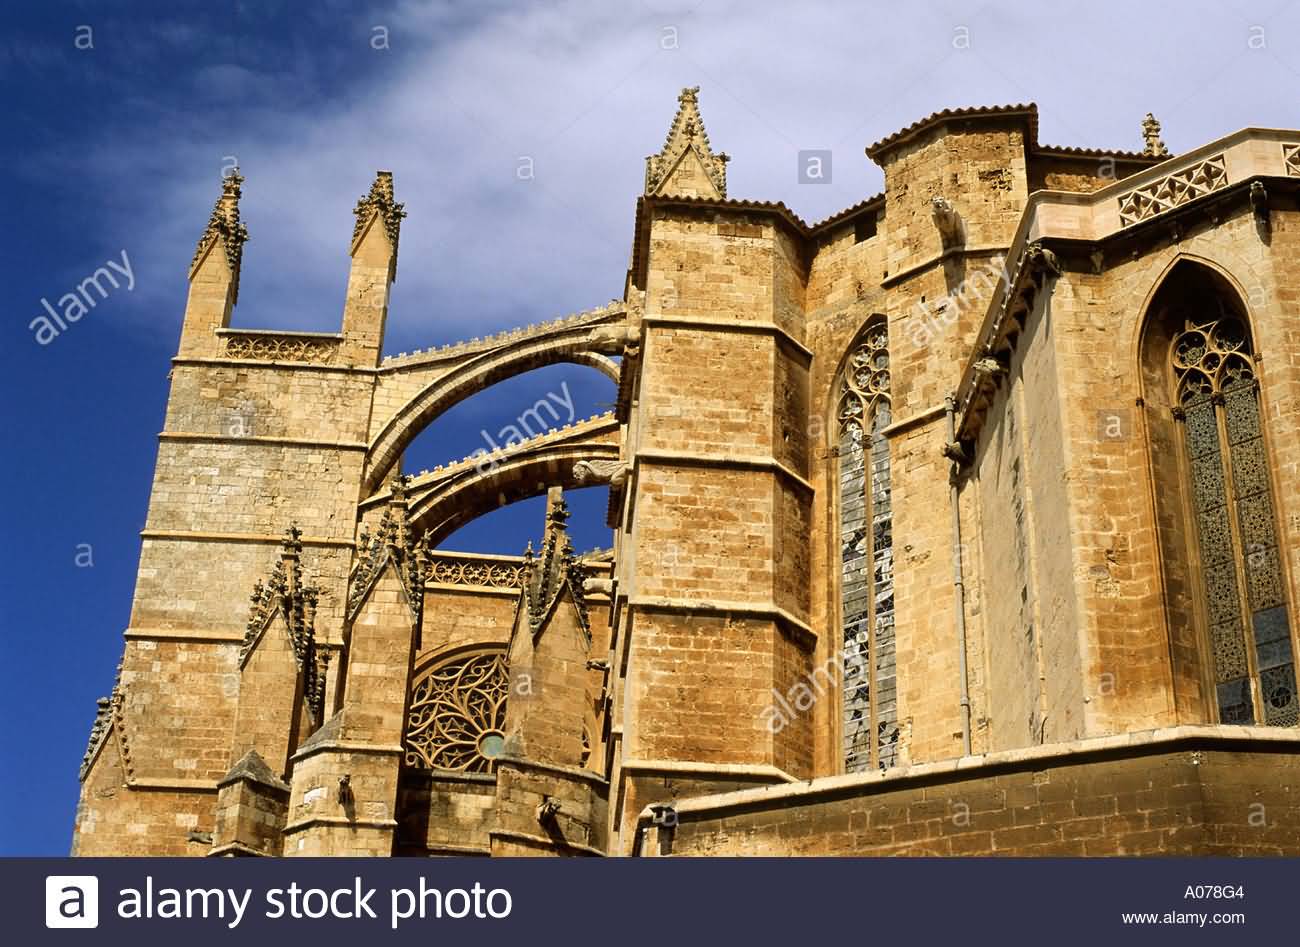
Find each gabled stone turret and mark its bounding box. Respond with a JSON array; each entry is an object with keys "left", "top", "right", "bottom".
[
  {"left": 491, "top": 491, "right": 607, "bottom": 855},
  {"left": 179, "top": 171, "right": 248, "bottom": 356},
  {"left": 232, "top": 525, "right": 328, "bottom": 777},
  {"left": 282, "top": 474, "right": 430, "bottom": 856},
  {"left": 644, "top": 86, "right": 729, "bottom": 199},
  {"left": 342, "top": 170, "right": 406, "bottom": 364}
]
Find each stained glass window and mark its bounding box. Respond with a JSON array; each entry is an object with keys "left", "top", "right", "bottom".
[
  {"left": 839, "top": 320, "right": 900, "bottom": 771},
  {"left": 1171, "top": 313, "right": 1296, "bottom": 727}
]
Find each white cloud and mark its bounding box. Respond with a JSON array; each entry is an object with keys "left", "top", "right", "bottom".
[{"left": 73, "top": 0, "right": 1300, "bottom": 352}]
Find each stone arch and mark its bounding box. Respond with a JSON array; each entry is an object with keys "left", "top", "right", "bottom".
[
  {"left": 362, "top": 415, "right": 621, "bottom": 547},
  {"left": 1138, "top": 257, "right": 1297, "bottom": 728},
  {"left": 364, "top": 312, "right": 626, "bottom": 494}
]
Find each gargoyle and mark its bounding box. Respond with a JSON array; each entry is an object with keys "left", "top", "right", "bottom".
[
  {"left": 573, "top": 460, "right": 630, "bottom": 488},
  {"left": 930, "top": 196, "right": 963, "bottom": 248},
  {"left": 582, "top": 576, "right": 614, "bottom": 597},
  {"left": 585, "top": 324, "right": 639, "bottom": 355}
]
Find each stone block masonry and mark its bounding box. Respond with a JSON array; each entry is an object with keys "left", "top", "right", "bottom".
[{"left": 74, "top": 94, "right": 1300, "bottom": 857}]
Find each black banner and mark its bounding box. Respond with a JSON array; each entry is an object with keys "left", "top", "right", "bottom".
[{"left": 6, "top": 857, "right": 1288, "bottom": 944}]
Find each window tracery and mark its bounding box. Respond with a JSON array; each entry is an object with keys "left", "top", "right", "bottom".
[
  {"left": 404, "top": 649, "right": 509, "bottom": 771},
  {"left": 838, "top": 320, "right": 899, "bottom": 771},
  {"left": 1172, "top": 312, "right": 1296, "bottom": 727}
]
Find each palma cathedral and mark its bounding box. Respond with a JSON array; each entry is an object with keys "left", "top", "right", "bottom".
[{"left": 73, "top": 91, "right": 1300, "bottom": 856}]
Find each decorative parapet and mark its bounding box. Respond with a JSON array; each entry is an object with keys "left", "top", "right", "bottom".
[
  {"left": 424, "top": 549, "right": 612, "bottom": 592},
  {"left": 379, "top": 301, "right": 625, "bottom": 369},
  {"left": 1117, "top": 153, "right": 1227, "bottom": 226},
  {"left": 428, "top": 553, "right": 527, "bottom": 589},
  {"left": 190, "top": 172, "right": 250, "bottom": 303},
  {"left": 218, "top": 329, "right": 342, "bottom": 364},
  {"left": 1285, "top": 143, "right": 1300, "bottom": 176}
]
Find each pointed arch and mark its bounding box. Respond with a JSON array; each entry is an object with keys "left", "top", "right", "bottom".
[
  {"left": 1139, "top": 259, "right": 1297, "bottom": 727},
  {"left": 833, "top": 316, "right": 899, "bottom": 772}
]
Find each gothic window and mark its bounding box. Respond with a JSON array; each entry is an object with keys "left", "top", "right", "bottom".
[
  {"left": 1171, "top": 309, "right": 1296, "bottom": 727},
  {"left": 838, "top": 319, "right": 899, "bottom": 771},
  {"left": 404, "top": 648, "right": 509, "bottom": 771}
]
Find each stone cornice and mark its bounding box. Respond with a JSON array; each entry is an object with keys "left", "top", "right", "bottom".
[
  {"left": 880, "top": 244, "right": 1009, "bottom": 289},
  {"left": 289, "top": 740, "right": 405, "bottom": 764},
  {"left": 642, "top": 313, "right": 812, "bottom": 361},
  {"left": 158, "top": 431, "right": 368, "bottom": 451},
  {"left": 639, "top": 724, "right": 1300, "bottom": 826},
  {"left": 495, "top": 754, "right": 609, "bottom": 788},
  {"left": 488, "top": 829, "right": 604, "bottom": 857},
  {"left": 124, "top": 627, "right": 245, "bottom": 643},
  {"left": 171, "top": 355, "right": 379, "bottom": 376},
  {"left": 619, "top": 759, "right": 799, "bottom": 783},
  {"left": 283, "top": 816, "right": 398, "bottom": 834},
  {"left": 633, "top": 449, "right": 814, "bottom": 495},
  {"left": 626, "top": 594, "right": 816, "bottom": 650},
  {"left": 139, "top": 529, "right": 355, "bottom": 548}
]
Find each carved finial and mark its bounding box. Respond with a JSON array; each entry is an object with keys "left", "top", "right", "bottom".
[
  {"left": 645, "top": 86, "right": 729, "bottom": 198},
  {"left": 189, "top": 171, "right": 250, "bottom": 302},
  {"left": 1141, "top": 112, "right": 1169, "bottom": 158},
  {"left": 389, "top": 470, "right": 407, "bottom": 505},
  {"left": 352, "top": 170, "right": 406, "bottom": 279},
  {"left": 547, "top": 496, "right": 571, "bottom": 531}
]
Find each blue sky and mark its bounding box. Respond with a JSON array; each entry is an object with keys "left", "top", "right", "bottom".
[{"left": 2, "top": 0, "right": 1298, "bottom": 855}]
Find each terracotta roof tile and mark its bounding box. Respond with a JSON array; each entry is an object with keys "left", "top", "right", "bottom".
[{"left": 866, "top": 104, "right": 1038, "bottom": 158}]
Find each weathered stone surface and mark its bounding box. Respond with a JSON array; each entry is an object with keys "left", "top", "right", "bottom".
[{"left": 73, "top": 94, "right": 1300, "bottom": 857}]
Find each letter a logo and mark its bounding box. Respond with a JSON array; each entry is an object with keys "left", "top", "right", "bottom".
[{"left": 46, "top": 876, "right": 99, "bottom": 928}]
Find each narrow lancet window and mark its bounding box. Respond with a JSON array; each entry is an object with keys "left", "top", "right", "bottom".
[{"left": 838, "top": 320, "right": 899, "bottom": 771}]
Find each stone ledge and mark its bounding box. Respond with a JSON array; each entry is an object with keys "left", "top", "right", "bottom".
[
  {"left": 171, "top": 356, "right": 378, "bottom": 376},
  {"left": 140, "top": 529, "right": 355, "bottom": 548},
  {"left": 633, "top": 449, "right": 814, "bottom": 495},
  {"left": 626, "top": 595, "right": 816, "bottom": 650},
  {"left": 620, "top": 759, "right": 799, "bottom": 783},
  {"left": 129, "top": 778, "right": 219, "bottom": 793},
  {"left": 489, "top": 828, "right": 604, "bottom": 857},
  {"left": 424, "top": 842, "right": 491, "bottom": 856},
  {"left": 643, "top": 724, "right": 1300, "bottom": 824},
  {"left": 124, "top": 627, "right": 244, "bottom": 643},
  {"left": 283, "top": 816, "right": 398, "bottom": 834},
  {"left": 215, "top": 328, "right": 345, "bottom": 339},
  {"left": 208, "top": 841, "right": 270, "bottom": 857},
  {"left": 289, "top": 740, "right": 405, "bottom": 764},
  {"left": 880, "top": 244, "right": 1010, "bottom": 289},
  {"left": 425, "top": 583, "right": 521, "bottom": 598},
  {"left": 496, "top": 754, "right": 609, "bottom": 788},
  {"left": 642, "top": 314, "right": 813, "bottom": 361},
  {"left": 158, "top": 431, "right": 368, "bottom": 451},
  {"left": 880, "top": 402, "right": 948, "bottom": 439},
  {"left": 420, "top": 769, "right": 498, "bottom": 785}
]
